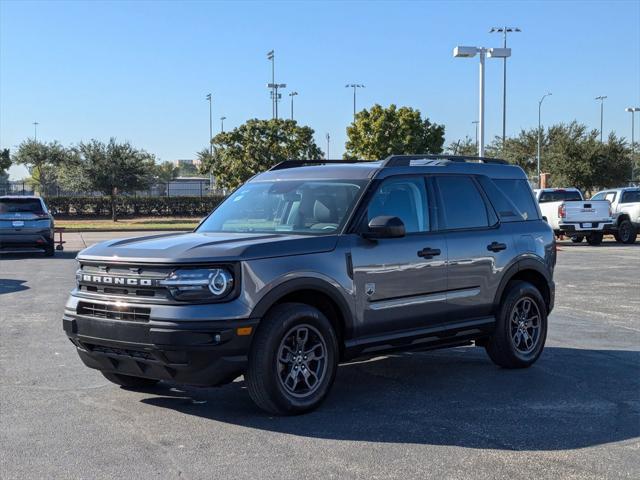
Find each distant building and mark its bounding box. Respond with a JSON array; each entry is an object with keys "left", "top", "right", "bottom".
[{"left": 172, "top": 159, "right": 201, "bottom": 169}]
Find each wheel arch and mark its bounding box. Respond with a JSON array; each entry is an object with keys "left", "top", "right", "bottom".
[{"left": 493, "top": 259, "right": 553, "bottom": 314}]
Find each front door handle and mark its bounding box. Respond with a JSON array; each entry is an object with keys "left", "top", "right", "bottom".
[
  {"left": 417, "top": 247, "right": 441, "bottom": 259},
  {"left": 487, "top": 241, "right": 507, "bottom": 252}
]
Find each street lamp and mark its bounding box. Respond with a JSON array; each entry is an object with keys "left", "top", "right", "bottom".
[
  {"left": 489, "top": 26, "right": 521, "bottom": 145},
  {"left": 537, "top": 92, "right": 552, "bottom": 188},
  {"left": 326, "top": 133, "right": 330, "bottom": 159},
  {"left": 595, "top": 95, "right": 607, "bottom": 142},
  {"left": 205, "top": 94, "right": 213, "bottom": 155},
  {"left": 626, "top": 107, "right": 640, "bottom": 183},
  {"left": 472, "top": 120, "right": 479, "bottom": 155},
  {"left": 267, "top": 83, "right": 287, "bottom": 120},
  {"left": 267, "top": 50, "right": 275, "bottom": 118},
  {"left": 33, "top": 121, "right": 39, "bottom": 142},
  {"left": 220, "top": 116, "right": 227, "bottom": 133},
  {"left": 289, "top": 91, "right": 298, "bottom": 120},
  {"left": 345, "top": 84, "right": 365, "bottom": 122},
  {"left": 453, "top": 45, "right": 511, "bottom": 157}
]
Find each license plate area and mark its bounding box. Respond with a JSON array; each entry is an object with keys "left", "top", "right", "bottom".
[
  {"left": 582, "top": 223, "right": 593, "bottom": 228},
  {"left": 12, "top": 220, "right": 25, "bottom": 227}
]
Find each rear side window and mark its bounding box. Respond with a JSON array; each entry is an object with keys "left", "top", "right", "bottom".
[
  {"left": 476, "top": 176, "right": 527, "bottom": 222},
  {"left": 494, "top": 179, "right": 540, "bottom": 221},
  {"left": 538, "top": 190, "right": 582, "bottom": 203},
  {"left": 435, "top": 176, "right": 489, "bottom": 230},
  {"left": 0, "top": 198, "right": 45, "bottom": 214},
  {"left": 621, "top": 191, "right": 640, "bottom": 203}
]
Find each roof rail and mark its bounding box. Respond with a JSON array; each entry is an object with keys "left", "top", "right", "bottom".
[
  {"left": 269, "top": 159, "right": 363, "bottom": 171},
  {"left": 382, "top": 154, "right": 507, "bottom": 167}
]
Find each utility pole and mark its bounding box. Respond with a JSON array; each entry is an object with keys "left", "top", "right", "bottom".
[
  {"left": 289, "top": 91, "right": 298, "bottom": 120},
  {"left": 537, "top": 92, "right": 552, "bottom": 188},
  {"left": 33, "top": 121, "right": 39, "bottom": 141},
  {"left": 326, "top": 133, "right": 330, "bottom": 159},
  {"left": 206, "top": 94, "right": 213, "bottom": 155},
  {"left": 490, "top": 26, "right": 521, "bottom": 145},
  {"left": 626, "top": 107, "right": 640, "bottom": 183},
  {"left": 345, "top": 84, "right": 365, "bottom": 122},
  {"left": 220, "top": 116, "right": 226, "bottom": 133},
  {"left": 267, "top": 50, "right": 275, "bottom": 118},
  {"left": 595, "top": 96, "right": 607, "bottom": 142}
]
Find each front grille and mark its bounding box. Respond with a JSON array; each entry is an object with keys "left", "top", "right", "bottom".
[
  {"left": 77, "top": 263, "right": 173, "bottom": 302},
  {"left": 88, "top": 344, "right": 155, "bottom": 360},
  {"left": 77, "top": 301, "right": 150, "bottom": 322}
]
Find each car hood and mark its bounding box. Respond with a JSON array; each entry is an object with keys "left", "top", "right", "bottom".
[{"left": 77, "top": 231, "right": 340, "bottom": 264}]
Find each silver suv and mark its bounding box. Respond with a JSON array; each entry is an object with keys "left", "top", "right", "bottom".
[{"left": 63, "top": 155, "right": 556, "bottom": 415}]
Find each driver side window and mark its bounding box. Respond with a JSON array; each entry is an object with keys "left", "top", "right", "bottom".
[{"left": 366, "top": 177, "right": 429, "bottom": 233}]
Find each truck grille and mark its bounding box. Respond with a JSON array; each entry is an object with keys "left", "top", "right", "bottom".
[
  {"left": 77, "top": 263, "right": 173, "bottom": 302},
  {"left": 77, "top": 301, "right": 150, "bottom": 322}
]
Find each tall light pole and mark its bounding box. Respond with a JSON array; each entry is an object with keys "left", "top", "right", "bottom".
[
  {"left": 595, "top": 95, "right": 607, "bottom": 142},
  {"left": 626, "top": 107, "right": 640, "bottom": 183},
  {"left": 220, "top": 116, "right": 226, "bottom": 133},
  {"left": 345, "top": 84, "right": 365, "bottom": 122},
  {"left": 205, "top": 94, "right": 213, "bottom": 155},
  {"left": 33, "top": 121, "right": 39, "bottom": 141},
  {"left": 472, "top": 120, "right": 479, "bottom": 155},
  {"left": 267, "top": 83, "right": 287, "bottom": 119},
  {"left": 289, "top": 91, "right": 298, "bottom": 120},
  {"left": 489, "top": 26, "right": 521, "bottom": 145},
  {"left": 453, "top": 46, "right": 511, "bottom": 157},
  {"left": 267, "top": 50, "right": 275, "bottom": 118},
  {"left": 537, "top": 92, "right": 552, "bottom": 188},
  {"left": 326, "top": 133, "right": 330, "bottom": 159}
]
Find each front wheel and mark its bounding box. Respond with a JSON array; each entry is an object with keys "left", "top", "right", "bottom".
[
  {"left": 587, "top": 232, "right": 604, "bottom": 245},
  {"left": 485, "top": 281, "right": 548, "bottom": 369},
  {"left": 617, "top": 220, "right": 637, "bottom": 244},
  {"left": 570, "top": 235, "right": 584, "bottom": 243},
  {"left": 245, "top": 303, "right": 338, "bottom": 415}
]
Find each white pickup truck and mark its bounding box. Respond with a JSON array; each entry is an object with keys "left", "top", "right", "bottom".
[
  {"left": 534, "top": 188, "right": 614, "bottom": 245},
  {"left": 591, "top": 187, "right": 640, "bottom": 244}
]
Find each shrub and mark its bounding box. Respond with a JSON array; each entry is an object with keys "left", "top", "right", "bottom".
[{"left": 45, "top": 195, "right": 226, "bottom": 217}]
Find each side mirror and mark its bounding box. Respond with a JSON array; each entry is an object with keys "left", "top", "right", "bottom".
[{"left": 363, "top": 216, "right": 406, "bottom": 239}]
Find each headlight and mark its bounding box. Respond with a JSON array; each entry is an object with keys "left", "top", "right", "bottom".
[{"left": 160, "top": 268, "right": 234, "bottom": 301}]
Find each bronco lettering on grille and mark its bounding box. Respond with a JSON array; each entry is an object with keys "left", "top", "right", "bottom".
[{"left": 81, "top": 275, "right": 153, "bottom": 287}]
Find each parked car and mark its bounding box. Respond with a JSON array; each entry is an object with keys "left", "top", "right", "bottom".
[
  {"left": 64, "top": 155, "right": 556, "bottom": 415},
  {"left": 533, "top": 188, "right": 613, "bottom": 245},
  {"left": 0, "top": 196, "right": 55, "bottom": 256},
  {"left": 591, "top": 187, "right": 640, "bottom": 244}
]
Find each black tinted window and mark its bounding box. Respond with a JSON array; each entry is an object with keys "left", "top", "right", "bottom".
[
  {"left": 621, "top": 191, "right": 640, "bottom": 203},
  {"left": 0, "top": 198, "right": 44, "bottom": 214},
  {"left": 494, "top": 179, "right": 540, "bottom": 221},
  {"left": 538, "top": 190, "right": 582, "bottom": 203},
  {"left": 436, "top": 176, "right": 489, "bottom": 229},
  {"left": 477, "top": 176, "right": 524, "bottom": 221},
  {"left": 367, "top": 177, "right": 429, "bottom": 233}
]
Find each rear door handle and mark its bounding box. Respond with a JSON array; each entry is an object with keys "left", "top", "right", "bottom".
[
  {"left": 487, "top": 241, "right": 507, "bottom": 252},
  {"left": 417, "top": 247, "right": 441, "bottom": 259}
]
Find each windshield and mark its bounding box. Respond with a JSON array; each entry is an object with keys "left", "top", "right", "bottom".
[
  {"left": 197, "top": 180, "right": 366, "bottom": 235},
  {"left": 0, "top": 198, "right": 45, "bottom": 215}
]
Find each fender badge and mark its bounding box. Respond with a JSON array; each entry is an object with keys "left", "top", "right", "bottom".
[{"left": 365, "top": 283, "right": 376, "bottom": 297}]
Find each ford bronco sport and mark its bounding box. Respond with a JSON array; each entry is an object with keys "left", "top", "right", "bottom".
[{"left": 63, "top": 155, "right": 556, "bottom": 415}]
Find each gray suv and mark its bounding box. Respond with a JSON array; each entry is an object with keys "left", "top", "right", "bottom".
[{"left": 63, "top": 155, "right": 556, "bottom": 415}]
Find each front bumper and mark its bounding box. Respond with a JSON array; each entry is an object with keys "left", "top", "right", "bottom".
[
  {"left": 559, "top": 221, "right": 613, "bottom": 233},
  {"left": 63, "top": 299, "right": 259, "bottom": 386}
]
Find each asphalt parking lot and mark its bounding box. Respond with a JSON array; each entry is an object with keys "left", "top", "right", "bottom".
[{"left": 1, "top": 234, "right": 638, "bottom": 480}]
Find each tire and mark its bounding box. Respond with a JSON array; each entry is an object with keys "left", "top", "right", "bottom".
[
  {"left": 586, "top": 232, "right": 603, "bottom": 245},
  {"left": 44, "top": 242, "right": 55, "bottom": 257},
  {"left": 613, "top": 232, "right": 622, "bottom": 242},
  {"left": 485, "top": 280, "right": 548, "bottom": 369},
  {"left": 617, "top": 219, "right": 637, "bottom": 244},
  {"left": 101, "top": 371, "right": 159, "bottom": 389},
  {"left": 245, "top": 303, "right": 339, "bottom": 415},
  {"left": 570, "top": 235, "right": 584, "bottom": 243}
]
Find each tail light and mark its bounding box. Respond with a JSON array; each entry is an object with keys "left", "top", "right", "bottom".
[{"left": 558, "top": 204, "right": 566, "bottom": 219}]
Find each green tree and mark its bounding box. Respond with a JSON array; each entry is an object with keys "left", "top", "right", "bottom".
[
  {"left": 155, "top": 161, "right": 180, "bottom": 183},
  {"left": 200, "top": 119, "right": 323, "bottom": 190},
  {"left": 11, "top": 140, "right": 68, "bottom": 194},
  {"left": 60, "top": 138, "right": 156, "bottom": 221},
  {"left": 0, "top": 148, "right": 11, "bottom": 182},
  {"left": 344, "top": 104, "right": 445, "bottom": 160},
  {"left": 446, "top": 136, "right": 477, "bottom": 156}
]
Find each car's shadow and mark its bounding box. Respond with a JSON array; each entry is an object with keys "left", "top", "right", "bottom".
[
  {"left": 141, "top": 346, "right": 639, "bottom": 451},
  {"left": 0, "top": 251, "right": 78, "bottom": 260},
  {"left": 0, "top": 278, "right": 29, "bottom": 294}
]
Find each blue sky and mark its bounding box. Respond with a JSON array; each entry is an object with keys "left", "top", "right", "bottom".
[{"left": 1, "top": 0, "right": 639, "bottom": 180}]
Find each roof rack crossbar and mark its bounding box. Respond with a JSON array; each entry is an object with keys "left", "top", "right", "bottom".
[
  {"left": 269, "top": 159, "right": 362, "bottom": 171},
  {"left": 382, "top": 154, "right": 507, "bottom": 167}
]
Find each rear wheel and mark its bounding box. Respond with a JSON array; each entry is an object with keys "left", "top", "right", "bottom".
[
  {"left": 570, "top": 235, "right": 584, "bottom": 243},
  {"left": 245, "top": 303, "right": 338, "bottom": 415},
  {"left": 101, "top": 371, "right": 159, "bottom": 389},
  {"left": 485, "top": 281, "right": 547, "bottom": 369},
  {"left": 586, "top": 232, "right": 603, "bottom": 245},
  {"left": 617, "top": 219, "right": 637, "bottom": 244},
  {"left": 44, "top": 241, "right": 55, "bottom": 257}
]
